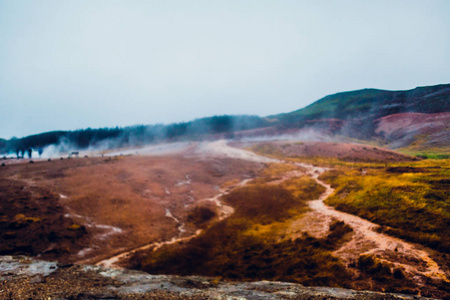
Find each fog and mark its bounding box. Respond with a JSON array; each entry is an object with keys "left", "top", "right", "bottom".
[
  {"left": 35, "top": 128, "right": 340, "bottom": 159},
  {"left": 1, "top": 0, "right": 449, "bottom": 139}
]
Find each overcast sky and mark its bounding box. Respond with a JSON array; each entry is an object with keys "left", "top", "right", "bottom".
[{"left": 1, "top": 0, "right": 449, "bottom": 139}]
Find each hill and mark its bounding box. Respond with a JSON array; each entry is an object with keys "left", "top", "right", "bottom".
[
  {"left": 272, "top": 84, "right": 450, "bottom": 151},
  {"left": 275, "top": 84, "right": 450, "bottom": 123}
]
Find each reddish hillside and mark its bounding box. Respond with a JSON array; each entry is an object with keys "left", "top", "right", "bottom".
[
  {"left": 259, "top": 141, "right": 414, "bottom": 162},
  {"left": 375, "top": 112, "right": 450, "bottom": 148},
  {"left": 272, "top": 84, "right": 450, "bottom": 145}
]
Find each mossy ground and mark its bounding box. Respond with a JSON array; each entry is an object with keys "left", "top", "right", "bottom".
[
  {"left": 124, "top": 145, "right": 450, "bottom": 297},
  {"left": 253, "top": 143, "right": 449, "bottom": 254},
  {"left": 130, "top": 177, "right": 354, "bottom": 288},
  {"left": 320, "top": 159, "right": 450, "bottom": 254}
]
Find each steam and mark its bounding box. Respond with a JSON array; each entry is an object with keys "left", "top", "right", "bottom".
[
  {"left": 39, "top": 137, "right": 194, "bottom": 159},
  {"left": 239, "top": 128, "right": 340, "bottom": 143},
  {"left": 105, "top": 142, "right": 192, "bottom": 157},
  {"left": 40, "top": 137, "right": 72, "bottom": 158},
  {"left": 40, "top": 137, "right": 117, "bottom": 158},
  {"left": 37, "top": 126, "right": 350, "bottom": 159},
  {"left": 1, "top": 113, "right": 360, "bottom": 160}
]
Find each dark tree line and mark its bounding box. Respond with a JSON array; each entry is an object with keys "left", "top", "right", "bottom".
[{"left": 0, "top": 115, "right": 269, "bottom": 156}]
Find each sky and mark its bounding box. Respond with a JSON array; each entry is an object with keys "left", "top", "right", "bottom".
[{"left": 0, "top": 0, "right": 449, "bottom": 139}]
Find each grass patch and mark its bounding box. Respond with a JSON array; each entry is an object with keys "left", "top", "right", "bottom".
[
  {"left": 397, "top": 134, "right": 450, "bottom": 159},
  {"left": 250, "top": 144, "right": 284, "bottom": 157},
  {"left": 404, "top": 152, "right": 450, "bottom": 160},
  {"left": 132, "top": 219, "right": 352, "bottom": 287},
  {"left": 259, "top": 163, "right": 299, "bottom": 178},
  {"left": 352, "top": 254, "right": 419, "bottom": 293},
  {"left": 253, "top": 143, "right": 449, "bottom": 254},
  {"left": 251, "top": 143, "right": 389, "bottom": 169},
  {"left": 130, "top": 179, "right": 353, "bottom": 288},
  {"left": 281, "top": 176, "right": 326, "bottom": 201},
  {"left": 320, "top": 159, "right": 450, "bottom": 253},
  {"left": 224, "top": 184, "right": 306, "bottom": 224},
  {"left": 187, "top": 205, "right": 217, "bottom": 227}
]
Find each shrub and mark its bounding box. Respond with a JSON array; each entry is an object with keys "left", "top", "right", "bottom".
[{"left": 187, "top": 206, "right": 217, "bottom": 226}]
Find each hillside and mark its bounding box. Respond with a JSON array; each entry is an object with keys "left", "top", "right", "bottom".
[
  {"left": 275, "top": 84, "right": 450, "bottom": 123},
  {"left": 375, "top": 112, "right": 450, "bottom": 151},
  {"left": 271, "top": 84, "right": 450, "bottom": 150}
]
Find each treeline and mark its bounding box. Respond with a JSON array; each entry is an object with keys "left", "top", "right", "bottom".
[{"left": 0, "top": 115, "right": 269, "bottom": 156}]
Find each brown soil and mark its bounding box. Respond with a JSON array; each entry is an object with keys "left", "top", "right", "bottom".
[
  {"left": 376, "top": 112, "right": 450, "bottom": 137},
  {"left": 0, "top": 178, "right": 90, "bottom": 262},
  {"left": 375, "top": 112, "right": 450, "bottom": 148},
  {"left": 263, "top": 141, "right": 414, "bottom": 162},
  {"left": 0, "top": 152, "right": 262, "bottom": 265},
  {"left": 161, "top": 142, "right": 449, "bottom": 296},
  {"left": 1, "top": 256, "right": 430, "bottom": 300},
  {"left": 1, "top": 140, "right": 447, "bottom": 298}
]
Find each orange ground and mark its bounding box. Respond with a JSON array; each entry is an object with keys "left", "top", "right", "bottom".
[{"left": 0, "top": 151, "right": 262, "bottom": 264}]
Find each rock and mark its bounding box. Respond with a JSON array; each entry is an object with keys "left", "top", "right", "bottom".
[
  {"left": 29, "top": 275, "right": 46, "bottom": 284},
  {"left": 0, "top": 256, "right": 435, "bottom": 299}
]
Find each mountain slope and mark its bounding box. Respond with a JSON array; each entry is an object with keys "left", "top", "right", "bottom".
[
  {"left": 375, "top": 112, "right": 450, "bottom": 149},
  {"left": 273, "top": 84, "right": 450, "bottom": 148},
  {"left": 276, "top": 84, "right": 450, "bottom": 122}
]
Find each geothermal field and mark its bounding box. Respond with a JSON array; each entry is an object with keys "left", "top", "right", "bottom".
[
  {"left": 0, "top": 138, "right": 449, "bottom": 298},
  {"left": 1, "top": 0, "right": 449, "bottom": 297}
]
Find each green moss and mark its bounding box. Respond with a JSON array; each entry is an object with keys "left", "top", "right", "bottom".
[
  {"left": 321, "top": 159, "right": 450, "bottom": 252},
  {"left": 68, "top": 223, "right": 81, "bottom": 230}
]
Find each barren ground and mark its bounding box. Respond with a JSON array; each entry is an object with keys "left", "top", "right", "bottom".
[
  {"left": 375, "top": 112, "right": 450, "bottom": 149},
  {"left": 0, "top": 144, "right": 262, "bottom": 265},
  {"left": 202, "top": 142, "right": 448, "bottom": 281},
  {"left": 249, "top": 140, "right": 414, "bottom": 162},
  {"left": 0, "top": 140, "right": 448, "bottom": 298}
]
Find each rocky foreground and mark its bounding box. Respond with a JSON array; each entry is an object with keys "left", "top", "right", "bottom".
[{"left": 0, "top": 256, "right": 434, "bottom": 300}]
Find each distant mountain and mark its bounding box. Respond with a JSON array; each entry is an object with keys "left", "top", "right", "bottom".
[
  {"left": 272, "top": 84, "right": 450, "bottom": 149},
  {"left": 274, "top": 84, "right": 450, "bottom": 122}
]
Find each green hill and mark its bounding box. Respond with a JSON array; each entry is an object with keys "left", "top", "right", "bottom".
[
  {"left": 275, "top": 84, "right": 450, "bottom": 123},
  {"left": 272, "top": 84, "right": 450, "bottom": 143}
]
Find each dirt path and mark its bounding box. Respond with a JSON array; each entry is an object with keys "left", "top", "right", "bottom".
[
  {"left": 93, "top": 141, "right": 270, "bottom": 268},
  {"left": 198, "top": 140, "right": 279, "bottom": 164},
  {"left": 95, "top": 228, "right": 202, "bottom": 269},
  {"left": 92, "top": 140, "right": 447, "bottom": 281},
  {"left": 94, "top": 177, "right": 251, "bottom": 269},
  {"left": 295, "top": 162, "right": 447, "bottom": 282},
  {"left": 204, "top": 140, "right": 447, "bottom": 282}
]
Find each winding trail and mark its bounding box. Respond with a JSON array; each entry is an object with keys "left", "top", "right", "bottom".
[
  {"left": 295, "top": 162, "right": 447, "bottom": 281},
  {"left": 95, "top": 177, "right": 251, "bottom": 269},
  {"left": 96, "top": 140, "right": 447, "bottom": 282},
  {"left": 95, "top": 228, "right": 202, "bottom": 269},
  {"left": 204, "top": 140, "right": 448, "bottom": 282}
]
